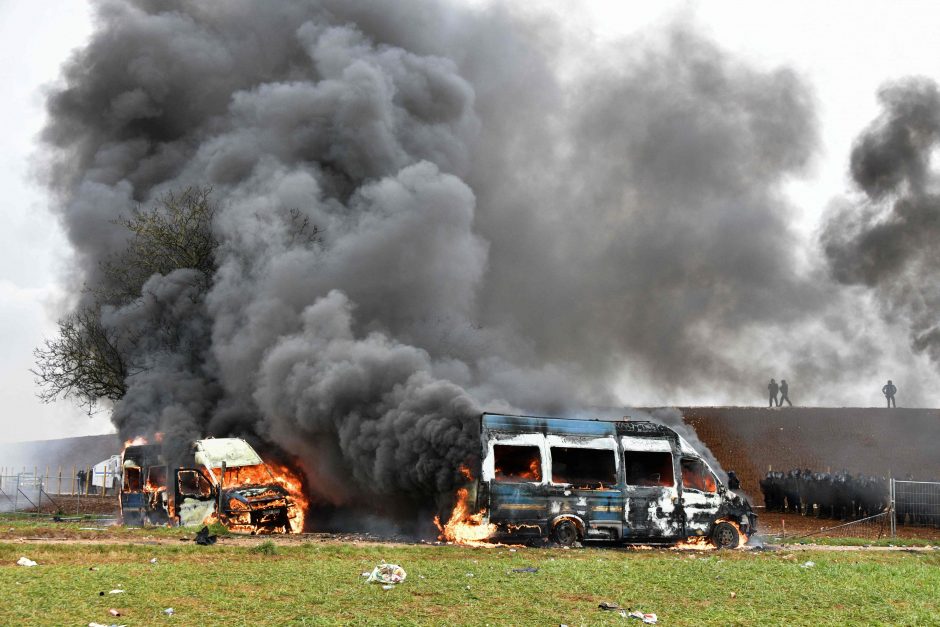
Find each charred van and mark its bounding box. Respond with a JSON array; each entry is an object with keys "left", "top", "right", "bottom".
[
  {"left": 120, "top": 438, "right": 302, "bottom": 534},
  {"left": 473, "top": 413, "right": 755, "bottom": 547}
]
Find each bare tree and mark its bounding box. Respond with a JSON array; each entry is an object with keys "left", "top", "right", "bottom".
[
  {"left": 32, "top": 306, "right": 131, "bottom": 413},
  {"left": 101, "top": 186, "right": 218, "bottom": 303},
  {"left": 34, "top": 186, "right": 219, "bottom": 412}
]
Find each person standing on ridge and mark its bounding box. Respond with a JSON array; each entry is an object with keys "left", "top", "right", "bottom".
[
  {"left": 768, "top": 378, "right": 779, "bottom": 407},
  {"left": 778, "top": 379, "right": 793, "bottom": 406},
  {"left": 882, "top": 380, "right": 897, "bottom": 408}
]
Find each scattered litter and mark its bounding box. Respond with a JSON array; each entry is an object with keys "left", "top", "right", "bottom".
[
  {"left": 163, "top": 608, "right": 174, "bottom": 616},
  {"left": 360, "top": 572, "right": 371, "bottom": 578},
  {"left": 150, "top": 558, "right": 158, "bottom": 564},
  {"left": 16, "top": 557, "right": 37, "bottom": 567},
  {"left": 108, "top": 590, "right": 125, "bottom": 595},
  {"left": 598, "top": 602, "right": 620, "bottom": 611},
  {"left": 419, "top": 575, "right": 426, "bottom": 579},
  {"left": 465, "top": 572, "right": 474, "bottom": 577},
  {"left": 89, "top": 567, "right": 99, "bottom": 571},
  {"left": 194, "top": 526, "right": 218, "bottom": 546},
  {"left": 88, "top": 623, "right": 126, "bottom": 627},
  {"left": 108, "top": 609, "right": 121, "bottom": 617},
  {"left": 729, "top": 592, "right": 737, "bottom": 599},
  {"left": 800, "top": 561, "right": 816, "bottom": 569},
  {"left": 512, "top": 567, "right": 538, "bottom": 573},
  {"left": 365, "top": 563, "right": 407, "bottom": 586},
  {"left": 382, "top": 585, "right": 394, "bottom": 590},
  {"left": 509, "top": 548, "right": 517, "bottom": 553},
  {"left": 627, "top": 610, "right": 658, "bottom": 624}
]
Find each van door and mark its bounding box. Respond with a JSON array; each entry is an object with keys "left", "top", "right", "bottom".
[
  {"left": 621, "top": 437, "right": 683, "bottom": 539},
  {"left": 547, "top": 437, "right": 622, "bottom": 540},
  {"left": 174, "top": 468, "right": 218, "bottom": 527},
  {"left": 679, "top": 457, "right": 723, "bottom": 535},
  {"left": 484, "top": 437, "right": 548, "bottom": 536}
]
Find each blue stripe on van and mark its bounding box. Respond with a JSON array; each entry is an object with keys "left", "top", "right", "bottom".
[{"left": 482, "top": 413, "right": 618, "bottom": 436}]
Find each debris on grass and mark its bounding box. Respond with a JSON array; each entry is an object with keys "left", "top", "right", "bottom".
[
  {"left": 163, "top": 608, "right": 174, "bottom": 616},
  {"left": 108, "top": 609, "right": 121, "bottom": 617},
  {"left": 627, "top": 610, "right": 658, "bottom": 624},
  {"left": 194, "top": 526, "right": 218, "bottom": 546},
  {"left": 16, "top": 557, "right": 37, "bottom": 567},
  {"left": 150, "top": 558, "right": 158, "bottom": 564},
  {"left": 365, "top": 563, "right": 406, "bottom": 586},
  {"left": 800, "top": 561, "right": 816, "bottom": 568},
  {"left": 511, "top": 567, "right": 538, "bottom": 573},
  {"left": 598, "top": 601, "right": 620, "bottom": 611},
  {"left": 108, "top": 590, "right": 125, "bottom": 595},
  {"left": 88, "top": 623, "right": 126, "bottom": 627}
]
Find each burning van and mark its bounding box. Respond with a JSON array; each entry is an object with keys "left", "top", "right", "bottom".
[
  {"left": 469, "top": 413, "right": 755, "bottom": 547},
  {"left": 120, "top": 437, "right": 303, "bottom": 534}
]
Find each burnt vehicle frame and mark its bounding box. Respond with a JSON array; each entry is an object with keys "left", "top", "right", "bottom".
[
  {"left": 120, "top": 438, "right": 300, "bottom": 533},
  {"left": 472, "top": 413, "right": 755, "bottom": 547}
]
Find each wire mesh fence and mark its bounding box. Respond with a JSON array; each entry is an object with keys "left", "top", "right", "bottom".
[
  {"left": 0, "top": 465, "right": 119, "bottom": 516},
  {"left": 891, "top": 479, "right": 940, "bottom": 534}
]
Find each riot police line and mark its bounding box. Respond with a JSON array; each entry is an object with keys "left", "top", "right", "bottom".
[{"left": 759, "top": 469, "right": 890, "bottom": 522}]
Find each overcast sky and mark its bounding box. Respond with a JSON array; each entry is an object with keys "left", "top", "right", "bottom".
[{"left": 1, "top": 0, "right": 936, "bottom": 443}]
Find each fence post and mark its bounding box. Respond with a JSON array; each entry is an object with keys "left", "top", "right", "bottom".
[
  {"left": 57, "top": 466, "right": 62, "bottom": 496},
  {"left": 889, "top": 478, "right": 896, "bottom": 538},
  {"left": 14, "top": 474, "right": 19, "bottom": 513}
]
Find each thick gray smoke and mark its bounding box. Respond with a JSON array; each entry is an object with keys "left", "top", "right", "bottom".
[
  {"left": 822, "top": 78, "right": 940, "bottom": 365},
  {"left": 40, "top": 0, "right": 908, "bottom": 511}
]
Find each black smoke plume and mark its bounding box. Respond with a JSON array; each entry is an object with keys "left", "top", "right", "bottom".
[
  {"left": 41, "top": 0, "right": 866, "bottom": 517},
  {"left": 822, "top": 78, "right": 940, "bottom": 365}
]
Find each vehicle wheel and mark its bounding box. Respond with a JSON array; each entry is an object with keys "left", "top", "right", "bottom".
[
  {"left": 552, "top": 519, "right": 579, "bottom": 547},
  {"left": 712, "top": 521, "right": 740, "bottom": 549}
]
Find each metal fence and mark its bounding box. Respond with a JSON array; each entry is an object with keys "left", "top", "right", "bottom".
[{"left": 891, "top": 479, "right": 940, "bottom": 535}]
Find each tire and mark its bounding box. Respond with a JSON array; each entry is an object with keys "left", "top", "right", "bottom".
[
  {"left": 552, "top": 519, "right": 580, "bottom": 547},
  {"left": 712, "top": 521, "right": 740, "bottom": 549}
]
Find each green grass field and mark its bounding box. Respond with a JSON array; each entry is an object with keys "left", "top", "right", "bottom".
[{"left": 3, "top": 529, "right": 939, "bottom": 626}]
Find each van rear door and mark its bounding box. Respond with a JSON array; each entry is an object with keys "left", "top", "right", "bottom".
[{"left": 621, "top": 437, "right": 683, "bottom": 539}]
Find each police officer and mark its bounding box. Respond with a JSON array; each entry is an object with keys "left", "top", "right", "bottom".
[
  {"left": 768, "top": 379, "right": 779, "bottom": 408},
  {"left": 882, "top": 380, "right": 897, "bottom": 408}
]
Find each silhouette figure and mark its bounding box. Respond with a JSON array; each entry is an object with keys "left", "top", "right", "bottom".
[
  {"left": 778, "top": 379, "right": 792, "bottom": 406},
  {"left": 768, "top": 378, "right": 779, "bottom": 407},
  {"left": 882, "top": 380, "right": 897, "bottom": 408}
]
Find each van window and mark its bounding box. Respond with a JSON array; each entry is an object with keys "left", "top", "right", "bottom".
[
  {"left": 550, "top": 447, "right": 617, "bottom": 487},
  {"left": 146, "top": 465, "right": 167, "bottom": 490},
  {"left": 494, "top": 445, "right": 542, "bottom": 482},
  {"left": 623, "top": 451, "right": 674, "bottom": 487},
  {"left": 681, "top": 458, "right": 717, "bottom": 493}
]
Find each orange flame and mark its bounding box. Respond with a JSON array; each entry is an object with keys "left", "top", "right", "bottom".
[
  {"left": 674, "top": 535, "right": 716, "bottom": 551},
  {"left": 675, "top": 519, "right": 748, "bottom": 551},
  {"left": 265, "top": 459, "right": 308, "bottom": 534},
  {"left": 207, "top": 459, "right": 307, "bottom": 533},
  {"left": 123, "top": 435, "right": 148, "bottom": 449},
  {"left": 434, "top": 487, "right": 497, "bottom": 547}
]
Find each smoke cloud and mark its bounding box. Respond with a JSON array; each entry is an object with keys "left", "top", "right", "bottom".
[
  {"left": 38, "top": 0, "right": 935, "bottom": 515},
  {"left": 822, "top": 78, "right": 940, "bottom": 366}
]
